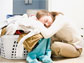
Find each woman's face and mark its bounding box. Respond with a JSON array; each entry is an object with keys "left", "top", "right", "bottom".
[{"left": 39, "top": 16, "right": 53, "bottom": 27}]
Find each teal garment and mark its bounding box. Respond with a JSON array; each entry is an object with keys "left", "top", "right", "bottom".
[{"left": 26, "top": 38, "right": 52, "bottom": 63}]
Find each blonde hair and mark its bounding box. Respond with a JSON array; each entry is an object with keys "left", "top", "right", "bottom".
[
  {"left": 50, "top": 12, "right": 64, "bottom": 21},
  {"left": 36, "top": 10, "right": 64, "bottom": 21},
  {"left": 36, "top": 10, "right": 49, "bottom": 20}
]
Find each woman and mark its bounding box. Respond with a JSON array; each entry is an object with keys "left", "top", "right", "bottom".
[
  {"left": 25, "top": 10, "right": 63, "bottom": 63},
  {"left": 26, "top": 10, "right": 64, "bottom": 63},
  {"left": 38, "top": 11, "right": 83, "bottom": 58}
]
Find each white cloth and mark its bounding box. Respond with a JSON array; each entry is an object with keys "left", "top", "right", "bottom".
[
  {"left": 6, "top": 14, "right": 41, "bottom": 35},
  {"left": 5, "top": 14, "right": 44, "bottom": 57},
  {"left": 0, "top": 21, "right": 8, "bottom": 29},
  {"left": 0, "top": 15, "right": 25, "bottom": 29}
]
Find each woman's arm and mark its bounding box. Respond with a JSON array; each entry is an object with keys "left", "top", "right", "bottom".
[{"left": 39, "top": 15, "right": 66, "bottom": 38}]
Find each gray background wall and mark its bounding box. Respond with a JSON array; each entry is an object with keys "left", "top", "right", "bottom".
[{"left": 13, "top": 0, "right": 47, "bottom": 14}]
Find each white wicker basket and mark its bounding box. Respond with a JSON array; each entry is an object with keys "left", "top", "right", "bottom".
[
  {"left": 0, "top": 38, "right": 1, "bottom": 55},
  {"left": 0, "top": 35, "right": 28, "bottom": 59}
]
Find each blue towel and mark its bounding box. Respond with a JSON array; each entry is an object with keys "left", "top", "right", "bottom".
[{"left": 26, "top": 38, "right": 52, "bottom": 63}]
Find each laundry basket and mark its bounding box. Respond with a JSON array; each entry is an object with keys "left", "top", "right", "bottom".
[
  {"left": 0, "top": 35, "right": 28, "bottom": 59},
  {"left": 0, "top": 38, "right": 1, "bottom": 55}
]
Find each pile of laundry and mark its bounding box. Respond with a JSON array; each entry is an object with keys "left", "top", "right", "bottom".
[{"left": 0, "top": 14, "right": 43, "bottom": 57}]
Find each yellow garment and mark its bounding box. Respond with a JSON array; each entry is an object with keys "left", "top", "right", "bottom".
[
  {"left": 1, "top": 27, "right": 6, "bottom": 36},
  {"left": 18, "top": 33, "right": 43, "bottom": 52}
]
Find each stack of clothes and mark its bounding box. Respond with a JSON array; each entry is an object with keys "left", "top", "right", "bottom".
[{"left": 0, "top": 14, "right": 43, "bottom": 53}]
